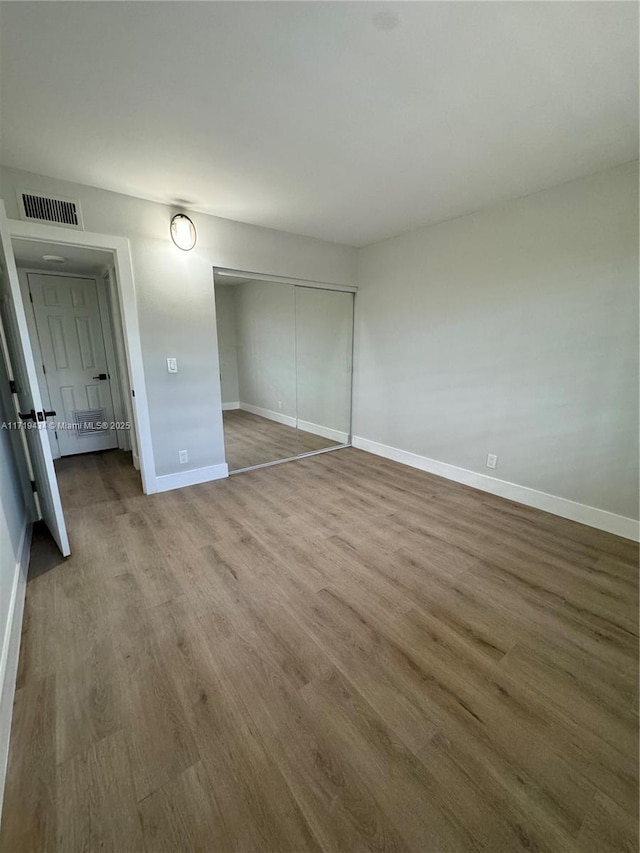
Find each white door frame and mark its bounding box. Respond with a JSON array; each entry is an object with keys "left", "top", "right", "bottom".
[{"left": 6, "top": 217, "right": 157, "bottom": 494}]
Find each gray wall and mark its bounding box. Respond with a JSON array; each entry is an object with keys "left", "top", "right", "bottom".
[
  {"left": 354, "top": 162, "right": 639, "bottom": 520},
  {"left": 0, "top": 333, "right": 29, "bottom": 766},
  {"left": 295, "top": 287, "right": 353, "bottom": 436},
  {"left": 0, "top": 167, "right": 357, "bottom": 477},
  {"left": 215, "top": 285, "right": 239, "bottom": 405},
  {"left": 0, "top": 373, "right": 28, "bottom": 670},
  {"left": 234, "top": 281, "right": 296, "bottom": 419}
]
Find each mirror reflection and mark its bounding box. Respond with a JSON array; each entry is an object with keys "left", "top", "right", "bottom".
[
  {"left": 295, "top": 286, "right": 353, "bottom": 457},
  {"left": 215, "top": 273, "right": 353, "bottom": 472}
]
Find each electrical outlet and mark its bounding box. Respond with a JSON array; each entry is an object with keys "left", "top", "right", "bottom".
[
  {"left": 486, "top": 453, "right": 497, "bottom": 469},
  {"left": 167, "top": 357, "right": 178, "bottom": 373},
  {"left": 179, "top": 449, "right": 188, "bottom": 464}
]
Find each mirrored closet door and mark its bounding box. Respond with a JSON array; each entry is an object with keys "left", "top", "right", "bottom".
[
  {"left": 295, "top": 286, "right": 353, "bottom": 458},
  {"left": 214, "top": 270, "right": 354, "bottom": 473}
]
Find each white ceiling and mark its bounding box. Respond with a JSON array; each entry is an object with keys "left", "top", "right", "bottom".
[
  {"left": 1, "top": 2, "right": 637, "bottom": 246},
  {"left": 12, "top": 239, "right": 113, "bottom": 275}
]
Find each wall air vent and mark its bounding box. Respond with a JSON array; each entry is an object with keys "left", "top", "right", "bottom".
[
  {"left": 73, "top": 408, "right": 107, "bottom": 436},
  {"left": 18, "top": 190, "right": 84, "bottom": 229}
]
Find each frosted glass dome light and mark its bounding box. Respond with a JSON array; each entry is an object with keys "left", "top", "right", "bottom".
[{"left": 170, "top": 214, "right": 196, "bottom": 251}]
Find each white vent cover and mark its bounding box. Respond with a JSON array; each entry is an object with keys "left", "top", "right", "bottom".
[
  {"left": 73, "top": 408, "right": 107, "bottom": 436},
  {"left": 18, "top": 190, "right": 83, "bottom": 229}
]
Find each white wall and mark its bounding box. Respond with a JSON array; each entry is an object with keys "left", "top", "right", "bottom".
[
  {"left": 214, "top": 284, "right": 239, "bottom": 406},
  {"left": 354, "top": 162, "right": 639, "bottom": 524},
  {"left": 0, "top": 167, "right": 357, "bottom": 477}
]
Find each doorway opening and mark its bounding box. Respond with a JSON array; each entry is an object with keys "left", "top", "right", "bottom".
[
  {"left": 14, "top": 242, "right": 135, "bottom": 459},
  {"left": 0, "top": 203, "right": 156, "bottom": 556},
  {"left": 12, "top": 240, "right": 142, "bottom": 515}
]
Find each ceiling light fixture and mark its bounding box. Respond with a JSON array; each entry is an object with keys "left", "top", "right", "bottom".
[
  {"left": 41, "top": 254, "right": 66, "bottom": 263},
  {"left": 170, "top": 213, "right": 196, "bottom": 251}
]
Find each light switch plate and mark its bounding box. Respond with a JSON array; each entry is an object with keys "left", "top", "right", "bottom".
[{"left": 167, "top": 357, "right": 178, "bottom": 373}]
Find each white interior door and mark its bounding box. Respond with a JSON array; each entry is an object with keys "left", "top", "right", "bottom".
[
  {"left": 0, "top": 202, "right": 70, "bottom": 556},
  {"left": 27, "top": 273, "right": 118, "bottom": 456}
]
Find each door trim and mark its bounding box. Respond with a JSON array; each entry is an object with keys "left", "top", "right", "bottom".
[
  {"left": 6, "top": 218, "right": 157, "bottom": 494},
  {"left": 213, "top": 267, "right": 358, "bottom": 293},
  {"left": 95, "top": 275, "right": 129, "bottom": 452}
]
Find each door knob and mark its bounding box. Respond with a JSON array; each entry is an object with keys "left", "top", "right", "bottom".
[{"left": 92, "top": 373, "right": 109, "bottom": 380}]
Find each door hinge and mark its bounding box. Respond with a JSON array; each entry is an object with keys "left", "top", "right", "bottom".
[
  {"left": 9, "top": 379, "right": 17, "bottom": 394},
  {"left": 30, "top": 480, "right": 37, "bottom": 492},
  {"left": 42, "top": 364, "right": 46, "bottom": 374},
  {"left": 29, "top": 291, "right": 33, "bottom": 303}
]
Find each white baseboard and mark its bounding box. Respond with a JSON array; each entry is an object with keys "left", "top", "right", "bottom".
[
  {"left": 297, "top": 419, "right": 349, "bottom": 444},
  {"left": 0, "top": 521, "right": 32, "bottom": 816},
  {"left": 155, "top": 463, "right": 229, "bottom": 493},
  {"left": 239, "top": 402, "right": 297, "bottom": 428},
  {"left": 352, "top": 436, "right": 640, "bottom": 542},
  {"left": 239, "top": 403, "right": 348, "bottom": 444},
  {"left": 222, "top": 402, "right": 240, "bottom": 411}
]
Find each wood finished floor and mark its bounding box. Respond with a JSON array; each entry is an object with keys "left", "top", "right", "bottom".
[
  {"left": 223, "top": 409, "right": 338, "bottom": 471},
  {"left": 1, "top": 448, "right": 638, "bottom": 853}
]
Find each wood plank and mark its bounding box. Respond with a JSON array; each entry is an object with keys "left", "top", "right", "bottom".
[
  {"left": 56, "top": 729, "right": 143, "bottom": 852},
  {"left": 119, "top": 623, "right": 200, "bottom": 802},
  {"left": 204, "top": 624, "right": 412, "bottom": 853},
  {"left": 576, "top": 791, "right": 639, "bottom": 853},
  {"left": 1, "top": 446, "right": 636, "bottom": 852},
  {"left": 301, "top": 667, "right": 491, "bottom": 852},
  {"left": 0, "top": 676, "right": 57, "bottom": 852},
  {"left": 137, "top": 761, "right": 231, "bottom": 853}
]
